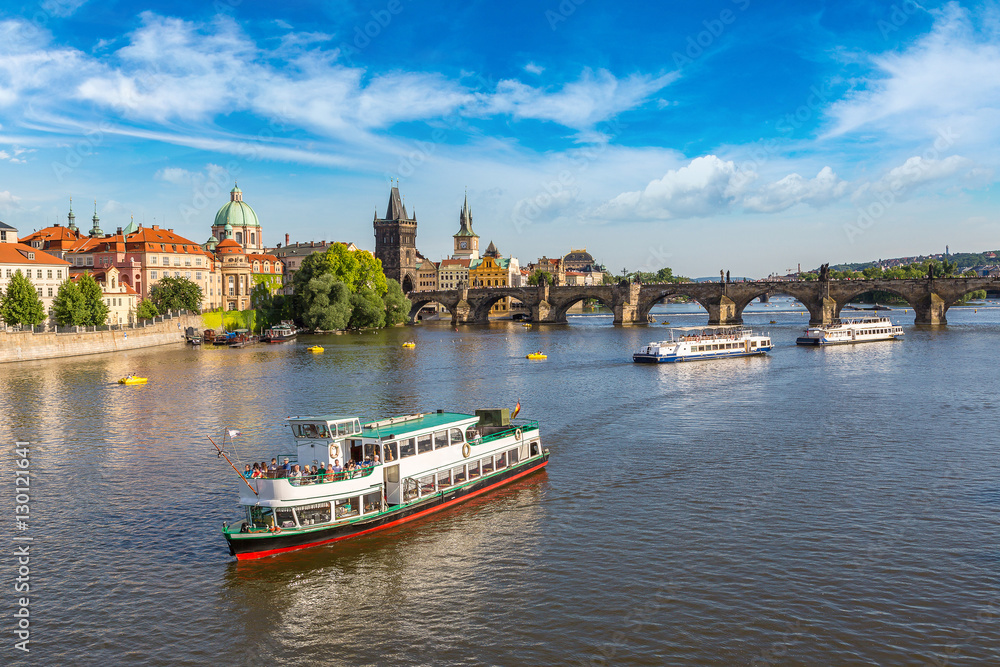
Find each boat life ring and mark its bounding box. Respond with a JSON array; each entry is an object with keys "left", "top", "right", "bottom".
[
  {"left": 514, "top": 428, "right": 523, "bottom": 441},
  {"left": 329, "top": 443, "right": 340, "bottom": 459},
  {"left": 462, "top": 442, "right": 471, "bottom": 458}
]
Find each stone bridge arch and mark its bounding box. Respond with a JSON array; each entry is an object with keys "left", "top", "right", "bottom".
[{"left": 407, "top": 292, "right": 461, "bottom": 324}]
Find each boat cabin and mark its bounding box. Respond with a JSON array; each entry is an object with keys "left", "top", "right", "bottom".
[{"left": 288, "top": 415, "right": 363, "bottom": 467}]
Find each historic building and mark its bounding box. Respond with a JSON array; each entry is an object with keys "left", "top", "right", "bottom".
[
  {"left": 1, "top": 219, "right": 72, "bottom": 324},
  {"left": 211, "top": 184, "right": 263, "bottom": 251},
  {"left": 269, "top": 238, "right": 358, "bottom": 296},
  {"left": 70, "top": 266, "right": 139, "bottom": 325},
  {"left": 373, "top": 185, "right": 418, "bottom": 292},
  {"left": 561, "top": 248, "right": 604, "bottom": 284},
  {"left": 452, "top": 194, "right": 480, "bottom": 260},
  {"left": 469, "top": 241, "right": 513, "bottom": 315},
  {"left": 439, "top": 258, "right": 470, "bottom": 289}
]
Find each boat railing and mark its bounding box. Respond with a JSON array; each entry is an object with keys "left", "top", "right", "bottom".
[
  {"left": 475, "top": 420, "right": 539, "bottom": 446},
  {"left": 288, "top": 466, "right": 376, "bottom": 486}
]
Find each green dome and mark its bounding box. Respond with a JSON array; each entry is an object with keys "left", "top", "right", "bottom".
[{"left": 214, "top": 200, "right": 259, "bottom": 228}]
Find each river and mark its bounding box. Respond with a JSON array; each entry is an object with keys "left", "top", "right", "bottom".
[{"left": 2, "top": 299, "right": 1000, "bottom": 665}]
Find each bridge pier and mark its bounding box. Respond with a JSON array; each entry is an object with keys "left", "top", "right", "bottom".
[
  {"left": 705, "top": 295, "right": 740, "bottom": 326},
  {"left": 613, "top": 282, "right": 643, "bottom": 324},
  {"left": 913, "top": 292, "right": 947, "bottom": 325},
  {"left": 452, "top": 289, "right": 473, "bottom": 324}
]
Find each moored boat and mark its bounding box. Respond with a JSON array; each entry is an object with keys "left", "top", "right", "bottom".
[
  {"left": 796, "top": 316, "right": 903, "bottom": 346},
  {"left": 633, "top": 325, "right": 772, "bottom": 363},
  {"left": 218, "top": 408, "right": 548, "bottom": 559},
  {"left": 261, "top": 322, "right": 298, "bottom": 343}
]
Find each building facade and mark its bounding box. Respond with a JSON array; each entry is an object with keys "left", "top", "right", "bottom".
[
  {"left": 212, "top": 185, "right": 263, "bottom": 251},
  {"left": 1, "top": 220, "right": 72, "bottom": 324},
  {"left": 373, "top": 185, "right": 418, "bottom": 292}
]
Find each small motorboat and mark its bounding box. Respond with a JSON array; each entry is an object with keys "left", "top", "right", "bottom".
[
  {"left": 526, "top": 352, "right": 547, "bottom": 360},
  {"left": 401, "top": 342, "right": 416, "bottom": 348},
  {"left": 307, "top": 345, "right": 324, "bottom": 353},
  {"left": 118, "top": 376, "right": 147, "bottom": 385}
]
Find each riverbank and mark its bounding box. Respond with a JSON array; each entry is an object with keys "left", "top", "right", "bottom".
[{"left": 0, "top": 313, "right": 201, "bottom": 363}]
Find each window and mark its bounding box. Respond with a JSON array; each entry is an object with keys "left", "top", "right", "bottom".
[
  {"left": 274, "top": 507, "right": 296, "bottom": 529},
  {"left": 86, "top": 256, "right": 93, "bottom": 266},
  {"left": 468, "top": 459, "right": 481, "bottom": 479},
  {"left": 196, "top": 258, "right": 202, "bottom": 266},
  {"left": 496, "top": 452, "right": 508, "bottom": 469},
  {"left": 173, "top": 258, "right": 180, "bottom": 266},
  {"left": 417, "top": 434, "right": 433, "bottom": 454},
  {"left": 334, "top": 497, "right": 359, "bottom": 519},
  {"left": 36, "top": 269, "right": 42, "bottom": 279},
  {"left": 174, "top": 272, "right": 180, "bottom": 278},
  {"left": 294, "top": 502, "right": 331, "bottom": 526},
  {"left": 47, "top": 288, "right": 53, "bottom": 297},
  {"left": 437, "top": 469, "right": 452, "bottom": 488},
  {"left": 150, "top": 271, "right": 157, "bottom": 279},
  {"left": 250, "top": 233, "right": 255, "bottom": 246},
  {"left": 0, "top": 231, "right": 4, "bottom": 241},
  {"left": 482, "top": 456, "right": 495, "bottom": 474},
  {"left": 236, "top": 232, "right": 243, "bottom": 244},
  {"left": 399, "top": 438, "right": 416, "bottom": 458},
  {"left": 5, "top": 269, "right": 10, "bottom": 277},
  {"left": 509, "top": 448, "right": 519, "bottom": 465},
  {"left": 196, "top": 272, "right": 202, "bottom": 280},
  {"left": 363, "top": 491, "right": 381, "bottom": 514},
  {"left": 47, "top": 269, "right": 52, "bottom": 279},
  {"left": 163, "top": 256, "right": 169, "bottom": 265},
  {"left": 150, "top": 256, "right": 157, "bottom": 265},
  {"left": 383, "top": 441, "right": 399, "bottom": 462},
  {"left": 434, "top": 430, "right": 449, "bottom": 449},
  {"left": 36, "top": 288, "right": 42, "bottom": 296},
  {"left": 185, "top": 259, "right": 191, "bottom": 267},
  {"left": 185, "top": 272, "right": 191, "bottom": 280},
  {"left": 228, "top": 276, "right": 234, "bottom": 296}
]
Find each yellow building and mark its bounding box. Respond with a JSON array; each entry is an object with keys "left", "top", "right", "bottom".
[{"left": 469, "top": 241, "right": 510, "bottom": 316}]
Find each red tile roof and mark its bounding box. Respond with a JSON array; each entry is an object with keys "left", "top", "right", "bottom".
[{"left": 0, "top": 242, "right": 71, "bottom": 266}]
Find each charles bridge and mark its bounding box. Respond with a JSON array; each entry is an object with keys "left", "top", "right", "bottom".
[{"left": 407, "top": 277, "right": 1000, "bottom": 326}]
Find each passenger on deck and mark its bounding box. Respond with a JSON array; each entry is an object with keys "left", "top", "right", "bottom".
[
  {"left": 317, "top": 462, "right": 328, "bottom": 482},
  {"left": 282, "top": 458, "right": 291, "bottom": 474},
  {"left": 268, "top": 458, "right": 279, "bottom": 477},
  {"left": 288, "top": 464, "right": 302, "bottom": 482},
  {"left": 251, "top": 463, "right": 263, "bottom": 479},
  {"left": 373, "top": 452, "right": 381, "bottom": 465},
  {"left": 243, "top": 464, "right": 253, "bottom": 479},
  {"left": 332, "top": 459, "right": 343, "bottom": 474}
]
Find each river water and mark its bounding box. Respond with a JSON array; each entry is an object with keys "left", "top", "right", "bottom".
[{"left": 3, "top": 299, "right": 1000, "bottom": 665}]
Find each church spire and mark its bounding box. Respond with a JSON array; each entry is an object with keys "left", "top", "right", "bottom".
[
  {"left": 89, "top": 199, "right": 103, "bottom": 237},
  {"left": 67, "top": 197, "right": 77, "bottom": 232}
]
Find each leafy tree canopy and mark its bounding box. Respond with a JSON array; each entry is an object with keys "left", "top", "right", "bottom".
[
  {"left": 294, "top": 244, "right": 387, "bottom": 298},
  {"left": 1, "top": 269, "right": 46, "bottom": 326},
  {"left": 348, "top": 286, "right": 386, "bottom": 330},
  {"left": 527, "top": 269, "right": 553, "bottom": 286},
  {"left": 52, "top": 278, "right": 87, "bottom": 326},
  {"left": 149, "top": 276, "right": 203, "bottom": 312},
  {"left": 77, "top": 272, "right": 109, "bottom": 326},
  {"left": 302, "top": 274, "right": 352, "bottom": 332},
  {"left": 136, "top": 299, "right": 159, "bottom": 320},
  {"left": 383, "top": 279, "right": 410, "bottom": 326}
]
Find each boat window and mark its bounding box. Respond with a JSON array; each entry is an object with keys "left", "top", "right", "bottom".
[
  {"left": 399, "top": 438, "right": 416, "bottom": 458},
  {"left": 275, "top": 507, "right": 297, "bottom": 529},
  {"left": 362, "top": 491, "right": 381, "bottom": 514},
  {"left": 247, "top": 506, "right": 275, "bottom": 530},
  {"left": 334, "top": 497, "right": 359, "bottom": 519},
  {"left": 450, "top": 428, "right": 465, "bottom": 445},
  {"left": 453, "top": 465, "right": 467, "bottom": 484},
  {"left": 509, "top": 448, "right": 519, "bottom": 465},
  {"left": 418, "top": 474, "right": 435, "bottom": 496},
  {"left": 417, "top": 433, "right": 433, "bottom": 454},
  {"left": 383, "top": 441, "right": 399, "bottom": 462},
  {"left": 353, "top": 419, "right": 361, "bottom": 434},
  {"left": 403, "top": 478, "right": 419, "bottom": 501},
  {"left": 468, "top": 460, "right": 481, "bottom": 479},
  {"left": 496, "top": 452, "right": 508, "bottom": 469},
  {"left": 437, "top": 469, "right": 452, "bottom": 488},
  {"left": 337, "top": 422, "right": 349, "bottom": 437},
  {"left": 294, "top": 502, "right": 331, "bottom": 526},
  {"left": 482, "top": 456, "right": 495, "bottom": 474},
  {"left": 434, "top": 430, "right": 449, "bottom": 449},
  {"left": 530, "top": 441, "right": 539, "bottom": 457}
]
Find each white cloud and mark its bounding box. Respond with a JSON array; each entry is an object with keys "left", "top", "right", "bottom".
[
  {"left": 155, "top": 167, "right": 195, "bottom": 185},
  {"left": 523, "top": 62, "right": 544, "bottom": 75},
  {"left": 852, "top": 154, "right": 974, "bottom": 203},
  {"left": 0, "top": 190, "right": 21, "bottom": 208},
  {"left": 743, "top": 166, "right": 849, "bottom": 213},
  {"left": 41, "top": 0, "right": 88, "bottom": 19},
  {"left": 825, "top": 3, "right": 1000, "bottom": 140},
  {"left": 597, "top": 155, "right": 750, "bottom": 220}
]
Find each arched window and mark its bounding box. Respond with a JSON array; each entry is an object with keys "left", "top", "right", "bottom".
[{"left": 250, "top": 233, "right": 255, "bottom": 246}]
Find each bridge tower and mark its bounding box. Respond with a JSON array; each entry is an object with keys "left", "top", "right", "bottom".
[{"left": 373, "top": 184, "right": 418, "bottom": 293}]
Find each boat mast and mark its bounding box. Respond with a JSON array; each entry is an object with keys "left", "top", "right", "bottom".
[{"left": 210, "top": 433, "right": 258, "bottom": 496}]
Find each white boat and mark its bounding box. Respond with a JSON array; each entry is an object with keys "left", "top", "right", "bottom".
[
  {"left": 796, "top": 315, "right": 903, "bottom": 346},
  {"left": 218, "top": 409, "right": 548, "bottom": 560},
  {"left": 633, "top": 325, "right": 772, "bottom": 363}
]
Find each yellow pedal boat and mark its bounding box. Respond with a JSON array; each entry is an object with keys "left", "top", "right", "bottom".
[
  {"left": 401, "top": 342, "right": 416, "bottom": 348},
  {"left": 118, "top": 376, "right": 147, "bottom": 385},
  {"left": 526, "top": 352, "right": 547, "bottom": 360},
  {"left": 307, "top": 345, "right": 324, "bottom": 353}
]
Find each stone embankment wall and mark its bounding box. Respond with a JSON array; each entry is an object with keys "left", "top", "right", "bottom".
[{"left": 0, "top": 314, "right": 202, "bottom": 364}]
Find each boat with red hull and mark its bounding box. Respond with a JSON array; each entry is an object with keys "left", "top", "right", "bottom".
[{"left": 220, "top": 409, "right": 548, "bottom": 560}]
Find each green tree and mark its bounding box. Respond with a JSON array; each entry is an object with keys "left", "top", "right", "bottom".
[
  {"left": 77, "top": 272, "right": 109, "bottom": 325},
  {"left": 135, "top": 299, "right": 158, "bottom": 321},
  {"left": 52, "top": 278, "right": 87, "bottom": 326},
  {"left": 1, "top": 269, "right": 46, "bottom": 326},
  {"left": 302, "top": 274, "right": 352, "bottom": 331},
  {"left": 349, "top": 287, "right": 386, "bottom": 329},
  {"left": 527, "top": 269, "right": 553, "bottom": 286},
  {"left": 149, "top": 276, "right": 203, "bottom": 312},
  {"left": 382, "top": 279, "right": 410, "bottom": 326}
]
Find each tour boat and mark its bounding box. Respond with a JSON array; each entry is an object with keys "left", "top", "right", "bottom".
[
  {"left": 217, "top": 409, "right": 548, "bottom": 560},
  {"left": 633, "top": 325, "right": 772, "bottom": 363},
  {"left": 796, "top": 316, "right": 904, "bottom": 345},
  {"left": 118, "top": 376, "right": 147, "bottom": 385},
  {"left": 261, "top": 323, "right": 297, "bottom": 343}
]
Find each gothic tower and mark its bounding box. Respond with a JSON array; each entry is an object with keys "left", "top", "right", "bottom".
[
  {"left": 452, "top": 192, "right": 480, "bottom": 260},
  {"left": 373, "top": 184, "right": 418, "bottom": 292}
]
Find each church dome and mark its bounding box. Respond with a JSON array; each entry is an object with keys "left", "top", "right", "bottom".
[
  {"left": 214, "top": 183, "right": 260, "bottom": 228},
  {"left": 563, "top": 249, "right": 595, "bottom": 264}
]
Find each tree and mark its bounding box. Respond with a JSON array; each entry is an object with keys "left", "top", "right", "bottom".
[
  {"left": 349, "top": 287, "right": 386, "bottom": 329},
  {"left": 528, "top": 269, "right": 553, "bottom": 286},
  {"left": 77, "top": 272, "right": 109, "bottom": 326},
  {"left": 149, "top": 276, "right": 203, "bottom": 312},
  {"left": 302, "top": 274, "right": 352, "bottom": 331},
  {"left": 135, "top": 299, "right": 158, "bottom": 321},
  {"left": 52, "top": 278, "right": 87, "bottom": 326},
  {"left": 383, "top": 278, "right": 410, "bottom": 326},
  {"left": 1, "top": 269, "right": 46, "bottom": 326}
]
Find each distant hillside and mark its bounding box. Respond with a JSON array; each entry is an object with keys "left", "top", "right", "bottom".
[{"left": 831, "top": 250, "right": 1000, "bottom": 272}]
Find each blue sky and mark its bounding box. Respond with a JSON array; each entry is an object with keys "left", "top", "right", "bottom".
[{"left": 0, "top": 0, "right": 998, "bottom": 277}]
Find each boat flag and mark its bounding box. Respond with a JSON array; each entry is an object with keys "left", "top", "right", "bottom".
[
  {"left": 227, "top": 429, "right": 241, "bottom": 438},
  {"left": 511, "top": 400, "right": 521, "bottom": 420}
]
